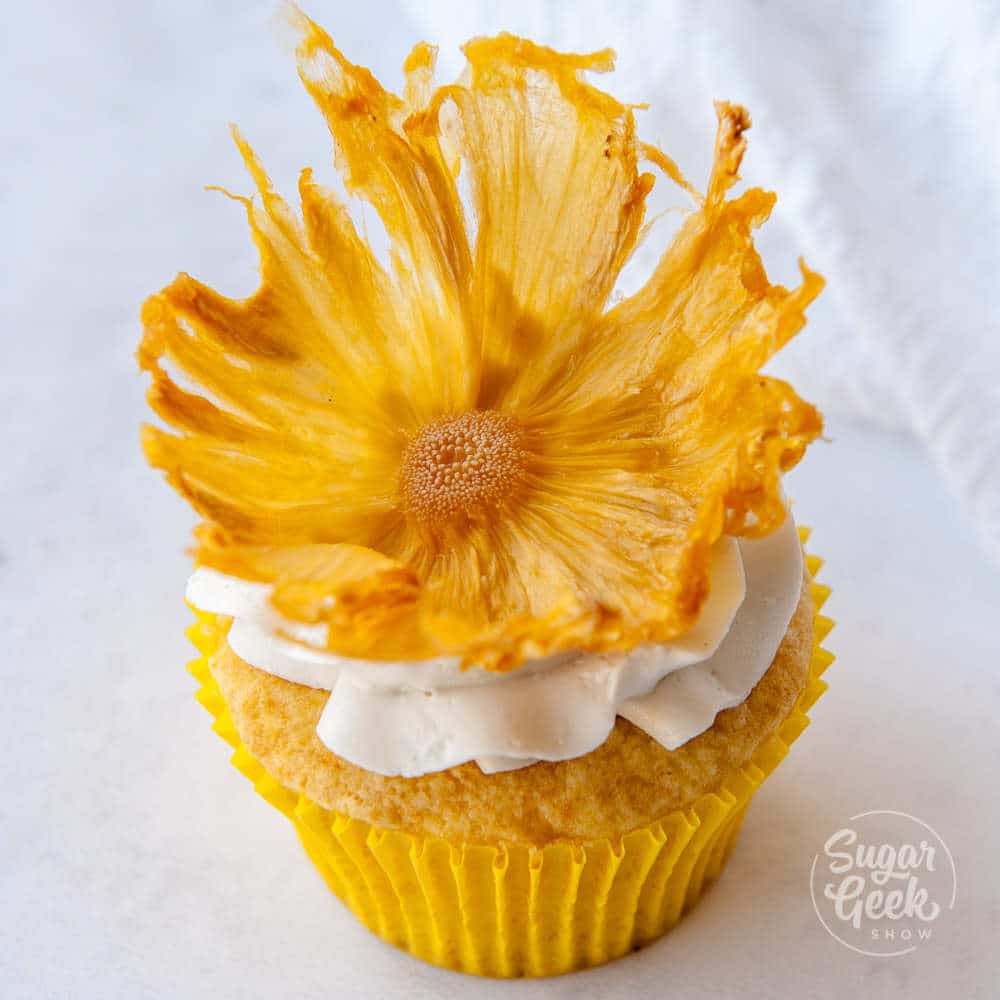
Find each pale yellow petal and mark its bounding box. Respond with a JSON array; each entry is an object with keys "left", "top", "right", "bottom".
[{"left": 435, "top": 35, "right": 653, "bottom": 409}]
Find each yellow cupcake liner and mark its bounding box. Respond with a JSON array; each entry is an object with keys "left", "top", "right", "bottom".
[{"left": 185, "top": 527, "right": 833, "bottom": 977}]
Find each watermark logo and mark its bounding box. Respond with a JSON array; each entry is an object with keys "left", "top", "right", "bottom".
[{"left": 810, "top": 810, "right": 956, "bottom": 957}]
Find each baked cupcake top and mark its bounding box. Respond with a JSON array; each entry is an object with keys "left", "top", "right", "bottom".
[{"left": 140, "top": 10, "right": 821, "bottom": 775}]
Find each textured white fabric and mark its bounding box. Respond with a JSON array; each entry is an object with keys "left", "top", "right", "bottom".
[{"left": 404, "top": 0, "right": 1000, "bottom": 561}]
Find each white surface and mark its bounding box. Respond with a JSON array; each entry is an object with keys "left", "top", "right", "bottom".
[{"left": 2, "top": 1, "right": 999, "bottom": 997}]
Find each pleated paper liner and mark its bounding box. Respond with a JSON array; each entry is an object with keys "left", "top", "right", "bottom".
[{"left": 185, "top": 526, "right": 833, "bottom": 978}]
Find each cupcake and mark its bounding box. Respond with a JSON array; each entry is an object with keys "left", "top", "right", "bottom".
[{"left": 140, "top": 10, "right": 833, "bottom": 978}]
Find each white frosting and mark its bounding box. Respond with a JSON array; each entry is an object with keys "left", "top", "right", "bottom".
[{"left": 186, "top": 513, "right": 802, "bottom": 777}]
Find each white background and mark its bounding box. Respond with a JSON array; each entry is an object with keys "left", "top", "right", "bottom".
[{"left": 2, "top": 1, "right": 998, "bottom": 996}]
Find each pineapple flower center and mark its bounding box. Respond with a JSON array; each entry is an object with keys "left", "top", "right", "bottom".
[{"left": 399, "top": 410, "right": 525, "bottom": 524}]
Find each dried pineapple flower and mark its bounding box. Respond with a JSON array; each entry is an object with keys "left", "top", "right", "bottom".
[{"left": 139, "top": 9, "right": 823, "bottom": 671}]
